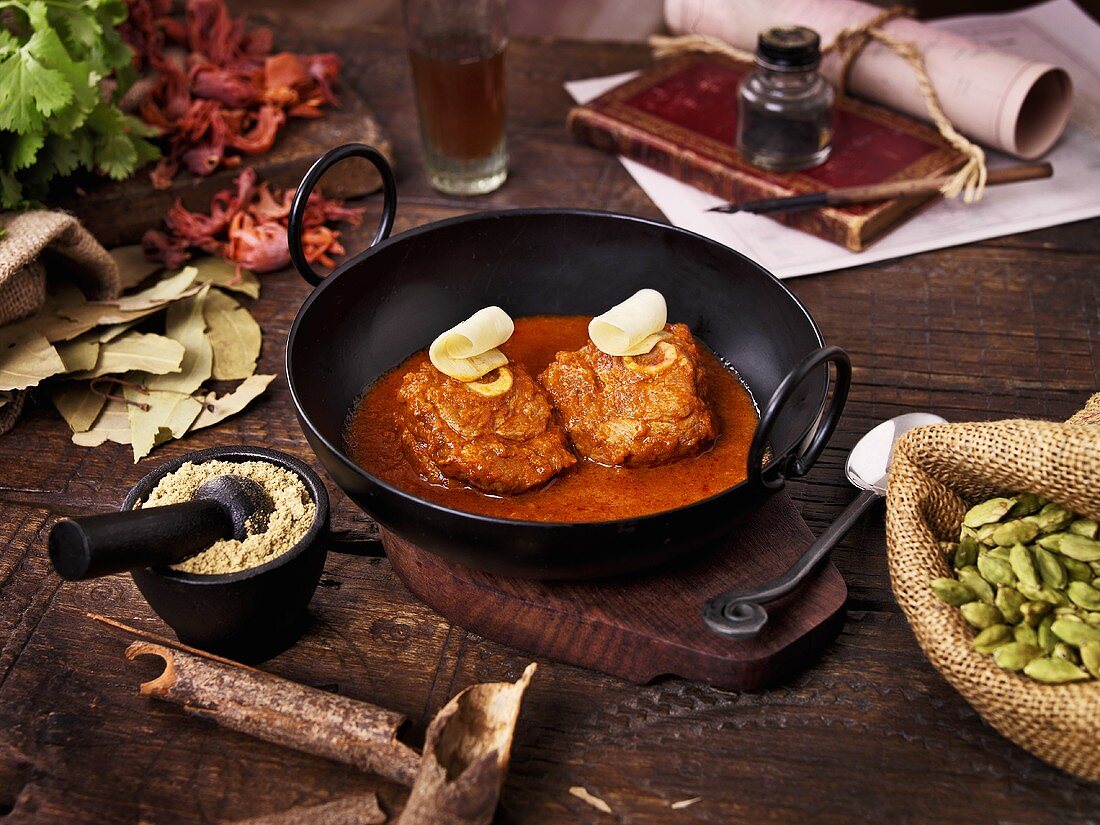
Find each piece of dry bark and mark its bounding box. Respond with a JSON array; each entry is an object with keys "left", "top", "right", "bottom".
[
  {"left": 229, "top": 793, "right": 386, "bottom": 824},
  {"left": 397, "top": 663, "right": 537, "bottom": 825},
  {"left": 569, "top": 786, "right": 613, "bottom": 814},
  {"left": 125, "top": 642, "right": 419, "bottom": 786}
]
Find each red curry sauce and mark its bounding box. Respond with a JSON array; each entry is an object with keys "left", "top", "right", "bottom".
[{"left": 345, "top": 315, "right": 758, "bottom": 522}]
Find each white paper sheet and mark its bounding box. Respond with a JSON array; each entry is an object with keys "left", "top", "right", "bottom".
[{"left": 564, "top": 0, "right": 1100, "bottom": 279}]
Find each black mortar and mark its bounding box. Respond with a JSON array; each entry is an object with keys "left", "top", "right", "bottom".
[{"left": 120, "top": 445, "right": 330, "bottom": 662}]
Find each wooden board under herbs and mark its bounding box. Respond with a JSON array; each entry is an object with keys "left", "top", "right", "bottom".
[{"left": 56, "top": 86, "right": 393, "bottom": 249}]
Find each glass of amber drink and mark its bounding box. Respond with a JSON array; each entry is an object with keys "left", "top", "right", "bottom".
[{"left": 404, "top": 0, "right": 508, "bottom": 195}]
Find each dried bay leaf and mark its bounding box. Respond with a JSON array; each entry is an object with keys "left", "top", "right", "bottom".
[
  {"left": 70, "top": 332, "right": 185, "bottom": 379},
  {"left": 204, "top": 289, "right": 261, "bottom": 380},
  {"left": 114, "top": 266, "right": 198, "bottom": 311},
  {"left": 147, "top": 286, "right": 212, "bottom": 394},
  {"left": 0, "top": 328, "right": 66, "bottom": 391},
  {"left": 73, "top": 399, "right": 132, "bottom": 447},
  {"left": 125, "top": 386, "right": 202, "bottom": 462},
  {"left": 55, "top": 336, "right": 100, "bottom": 373},
  {"left": 52, "top": 383, "right": 107, "bottom": 433},
  {"left": 42, "top": 282, "right": 89, "bottom": 312},
  {"left": 48, "top": 300, "right": 178, "bottom": 343},
  {"left": 97, "top": 320, "right": 142, "bottom": 343},
  {"left": 190, "top": 374, "right": 275, "bottom": 431},
  {"left": 110, "top": 245, "right": 161, "bottom": 289},
  {"left": 191, "top": 257, "right": 260, "bottom": 299}
]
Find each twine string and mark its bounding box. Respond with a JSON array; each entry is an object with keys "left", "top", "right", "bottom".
[{"left": 649, "top": 6, "right": 988, "bottom": 202}]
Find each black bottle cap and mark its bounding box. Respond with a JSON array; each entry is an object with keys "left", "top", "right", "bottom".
[{"left": 756, "top": 25, "right": 822, "bottom": 70}]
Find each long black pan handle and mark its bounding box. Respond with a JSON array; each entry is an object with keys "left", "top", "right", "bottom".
[
  {"left": 704, "top": 346, "right": 853, "bottom": 639},
  {"left": 747, "top": 346, "right": 851, "bottom": 492},
  {"left": 703, "top": 487, "right": 877, "bottom": 639},
  {"left": 288, "top": 143, "right": 398, "bottom": 287},
  {"left": 48, "top": 501, "right": 233, "bottom": 581}
]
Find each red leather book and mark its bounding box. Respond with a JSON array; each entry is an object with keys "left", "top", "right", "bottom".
[{"left": 568, "top": 54, "right": 966, "bottom": 251}]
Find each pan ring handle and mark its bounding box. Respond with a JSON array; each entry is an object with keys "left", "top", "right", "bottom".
[
  {"left": 747, "top": 346, "right": 851, "bottom": 491},
  {"left": 288, "top": 143, "right": 398, "bottom": 287}
]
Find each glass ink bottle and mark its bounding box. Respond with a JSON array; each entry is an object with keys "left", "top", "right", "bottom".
[{"left": 737, "top": 26, "right": 835, "bottom": 172}]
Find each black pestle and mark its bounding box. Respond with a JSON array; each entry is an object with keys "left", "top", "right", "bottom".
[{"left": 48, "top": 475, "right": 274, "bottom": 581}]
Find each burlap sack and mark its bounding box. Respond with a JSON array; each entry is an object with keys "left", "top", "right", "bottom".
[
  {"left": 886, "top": 393, "right": 1100, "bottom": 781},
  {"left": 0, "top": 210, "right": 120, "bottom": 434}
]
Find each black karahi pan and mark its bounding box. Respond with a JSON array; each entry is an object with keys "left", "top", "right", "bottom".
[{"left": 286, "top": 144, "right": 850, "bottom": 580}]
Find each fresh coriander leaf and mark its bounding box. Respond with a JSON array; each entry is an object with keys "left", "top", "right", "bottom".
[
  {"left": 0, "top": 30, "right": 19, "bottom": 55},
  {"left": 0, "top": 48, "right": 74, "bottom": 133},
  {"left": 0, "top": 171, "right": 23, "bottom": 211},
  {"left": 8, "top": 131, "right": 44, "bottom": 170},
  {"left": 49, "top": 5, "right": 104, "bottom": 58}
]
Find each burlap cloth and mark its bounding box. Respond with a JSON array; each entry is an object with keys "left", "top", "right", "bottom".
[
  {"left": 0, "top": 211, "right": 120, "bottom": 434},
  {"left": 886, "top": 393, "right": 1100, "bottom": 780}
]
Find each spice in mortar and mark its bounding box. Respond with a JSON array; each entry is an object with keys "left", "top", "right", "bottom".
[{"left": 138, "top": 460, "right": 315, "bottom": 575}]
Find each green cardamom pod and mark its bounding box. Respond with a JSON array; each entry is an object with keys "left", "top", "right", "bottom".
[
  {"left": 993, "top": 641, "right": 1041, "bottom": 671},
  {"left": 960, "top": 602, "right": 1004, "bottom": 630},
  {"left": 1023, "top": 656, "right": 1090, "bottom": 683},
  {"left": 1067, "top": 581, "right": 1100, "bottom": 611},
  {"left": 1020, "top": 600, "right": 1053, "bottom": 627},
  {"left": 1039, "top": 533, "right": 1100, "bottom": 562},
  {"left": 1038, "top": 614, "right": 1057, "bottom": 653},
  {"left": 1034, "top": 546, "right": 1068, "bottom": 589},
  {"left": 1093, "top": 577, "right": 1100, "bottom": 590},
  {"left": 1053, "top": 606, "right": 1083, "bottom": 619},
  {"left": 1051, "top": 618, "right": 1100, "bottom": 646},
  {"left": 930, "top": 578, "right": 976, "bottom": 606},
  {"left": 973, "top": 625, "right": 1013, "bottom": 654},
  {"left": 954, "top": 535, "right": 979, "bottom": 569},
  {"left": 1080, "top": 641, "right": 1100, "bottom": 679},
  {"left": 963, "top": 497, "right": 1015, "bottom": 528},
  {"left": 992, "top": 519, "right": 1040, "bottom": 547},
  {"left": 1014, "top": 624, "right": 1039, "bottom": 646},
  {"left": 1047, "top": 620, "right": 1100, "bottom": 646},
  {"left": 1060, "top": 555, "right": 1094, "bottom": 582},
  {"left": 1009, "top": 543, "right": 1040, "bottom": 589},
  {"left": 995, "top": 587, "right": 1026, "bottom": 624},
  {"left": 975, "top": 524, "right": 1000, "bottom": 547},
  {"left": 1007, "top": 493, "right": 1045, "bottom": 519},
  {"left": 958, "top": 567, "right": 995, "bottom": 605},
  {"left": 977, "top": 555, "right": 1016, "bottom": 588},
  {"left": 985, "top": 546, "right": 1011, "bottom": 562},
  {"left": 1070, "top": 518, "right": 1099, "bottom": 539},
  {"left": 1016, "top": 581, "right": 1067, "bottom": 606},
  {"left": 1052, "top": 643, "right": 1080, "bottom": 665},
  {"left": 1087, "top": 613, "right": 1100, "bottom": 628},
  {"left": 1025, "top": 503, "right": 1074, "bottom": 535}
]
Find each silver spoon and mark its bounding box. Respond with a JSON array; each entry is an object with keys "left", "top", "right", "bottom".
[{"left": 703, "top": 412, "right": 947, "bottom": 639}]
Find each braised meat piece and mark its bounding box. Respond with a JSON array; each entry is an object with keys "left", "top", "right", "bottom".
[
  {"left": 397, "top": 360, "right": 576, "bottom": 495},
  {"left": 539, "top": 323, "right": 717, "bottom": 467}
]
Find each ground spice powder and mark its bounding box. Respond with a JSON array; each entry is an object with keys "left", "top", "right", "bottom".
[{"left": 138, "top": 459, "right": 315, "bottom": 575}]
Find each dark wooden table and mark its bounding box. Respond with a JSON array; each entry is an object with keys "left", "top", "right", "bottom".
[{"left": 2, "top": 23, "right": 1099, "bottom": 824}]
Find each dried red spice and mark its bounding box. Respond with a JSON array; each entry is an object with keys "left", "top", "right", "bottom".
[
  {"left": 143, "top": 167, "right": 364, "bottom": 274},
  {"left": 122, "top": 0, "right": 342, "bottom": 187}
]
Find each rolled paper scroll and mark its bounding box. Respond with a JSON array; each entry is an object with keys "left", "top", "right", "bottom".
[
  {"left": 589, "top": 289, "right": 669, "bottom": 356},
  {"left": 429, "top": 306, "right": 513, "bottom": 381},
  {"left": 664, "top": 0, "right": 1073, "bottom": 159}
]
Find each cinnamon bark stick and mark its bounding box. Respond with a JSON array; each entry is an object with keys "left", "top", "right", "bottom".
[
  {"left": 229, "top": 793, "right": 387, "bottom": 824},
  {"left": 125, "top": 642, "right": 420, "bottom": 786},
  {"left": 397, "top": 663, "right": 537, "bottom": 825}
]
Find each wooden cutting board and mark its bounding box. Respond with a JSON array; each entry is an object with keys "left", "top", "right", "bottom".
[
  {"left": 60, "top": 86, "right": 392, "bottom": 248},
  {"left": 385, "top": 492, "right": 847, "bottom": 690}
]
